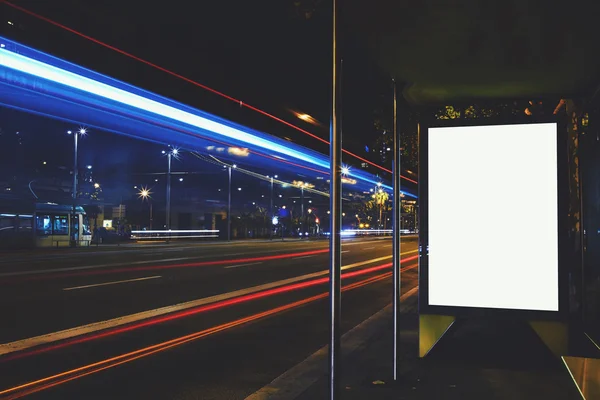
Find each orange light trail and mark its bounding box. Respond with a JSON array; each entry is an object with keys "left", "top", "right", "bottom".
[{"left": 0, "top": 266, "right": 416, "bottom": 399}]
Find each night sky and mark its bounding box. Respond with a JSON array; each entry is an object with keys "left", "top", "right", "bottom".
[{"left": 0, "top": 1, "right": 393, "bottom": 189}]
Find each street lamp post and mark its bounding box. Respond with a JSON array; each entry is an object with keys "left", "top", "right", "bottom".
[
  {"left": 301, "top": 186, "right": 305, "bottom": 238},
  {"left": 164, "top": 148, "right": 179, "bottom": 242},
  {"left": 139, "top": 187, "right": 153, "bottom": 229},
  {"left": 228, "top": 166, "right": 232, "bottom": 241},
  {"left": 270, "top": 176, "right": 274, "bottom": 240},
  {"left": 69, "top": 128, "right": 86, "bottom": 247},
  {"left": 166, "top": 152, "right": 172, "bottom": 240}
]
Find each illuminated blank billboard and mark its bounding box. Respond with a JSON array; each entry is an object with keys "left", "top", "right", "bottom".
[{"left": 428, "top": 123, "right": 559, "bottom": 312}]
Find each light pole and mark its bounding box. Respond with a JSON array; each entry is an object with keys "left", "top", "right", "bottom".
[
  {"left": 301, "top": 186, "right": 305, "bottom": 238},
  {"left": 138, "top": 187, "right": 153, "bottom": 229},
  {"left": 228, "top": 164, "right": 236, "bottom": 241},
  {"left": 69, "top": 127, "right": 87, "bottom": 247},
  {"left": 163, "top": 148, "right": 180, "bottom": 234},
  {"left": 267, "top": 174, "right": 277, "bottom": 240}
]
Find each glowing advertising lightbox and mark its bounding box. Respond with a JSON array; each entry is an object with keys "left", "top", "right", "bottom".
[{"left": 427, "top": 123, "right": 559, "bottom": 312}]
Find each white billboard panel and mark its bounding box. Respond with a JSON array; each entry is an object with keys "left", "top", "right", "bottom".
[{"left": 428, "top": 123, "right": 558, "bottom": 311}]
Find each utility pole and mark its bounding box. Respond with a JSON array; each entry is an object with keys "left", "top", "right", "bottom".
[
  {"left": 71, "top": 131, "right": 78, "bottom": 247},
  {"left": 228, "top": 166, "right": 232, "bottom": 241}
]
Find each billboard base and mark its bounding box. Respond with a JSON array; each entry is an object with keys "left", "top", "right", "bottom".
[
  {"left": 529, "top": 320, "right": 569, "bottom": 357},
  {"left": 419, "top": 313, "right": 456, "bottom": 358}
]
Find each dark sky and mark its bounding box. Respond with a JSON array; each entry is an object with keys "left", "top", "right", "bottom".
[{"left": 1, "top": 1, "right": 394, "bottom": 171}]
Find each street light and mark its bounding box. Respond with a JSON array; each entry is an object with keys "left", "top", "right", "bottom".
[
  {"left": 68, "top": 127, "right": 88, "bottom": 247},
  {"left": 138, "top": 186, "right": 153, "bottom": 229},
  {"left": 164, "top": 147, "right": 181, "bottom": 235}
]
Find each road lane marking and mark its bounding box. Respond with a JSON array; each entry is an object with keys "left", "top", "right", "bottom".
[
  {"left": 363, "top": 247, "right": 376, "bottom": 250},
  {"left": 341, "top": 250, "right": 351, "bottom": 254},
  {"left": 224, "top": 262, "right": 263, "bottom": 269},
  {"left": 62, "top": 276, "right": 162, "bottom": 291},
  {"left": 0, "top": 258, "right": 191, "bottom": 278},
  {"left": 295, "top": 255, "right": 317, "bottom": 259},
  {"left": 0, "top": 249, "right": 418, "bottom": 357},
  {"left": 0, "top": 271, "right": 402, "bottom": 399},
  {"left": 0, "top": 248, "right": 322, "bottom": 278}
]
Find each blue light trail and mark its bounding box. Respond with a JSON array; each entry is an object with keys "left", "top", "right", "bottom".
[{"left": 0, "top": 36, "right": 416, "bottom": 197}]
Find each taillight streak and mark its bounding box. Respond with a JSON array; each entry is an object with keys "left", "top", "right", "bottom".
[
  {"left": 0, "top": 268, "right": 407, "bottom": 399},
  {"left": 2, "top": 249, "right": 330, "bottom": 283},
  {"left": 1, "top": 257, "right": 418, "bottom": 362}
]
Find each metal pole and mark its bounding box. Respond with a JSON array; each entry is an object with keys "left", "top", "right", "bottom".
[
  {"left": 149, "top": 202, "right": 153, "bottom": 230},
  {"left": 228, "top": 166, "right": 232, "bottom": 241},
  {"left": 270, "top": 177, "right": 274, "bottom": 240},
  {"left": 392, "top": 79, "right": 402, "bottom": 381},
  {"left": 166, "top": 153, "right": 172, "bottom": 242},
  {"left": 301, "top": 187, "right": 305, "bottom": 238},
  {"left": 329, "top": 0, "right": 342, "bottom": 397},
  {"left": 578, "top": 129, "right": 586, "bottom": 322},
  {"left": 71, "top": 132, "right": 78, "bottom": 247}
]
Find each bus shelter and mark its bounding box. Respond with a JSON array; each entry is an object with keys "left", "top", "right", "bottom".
[{"left": 324, "top": 1, "right": 600, "bottom": 398}]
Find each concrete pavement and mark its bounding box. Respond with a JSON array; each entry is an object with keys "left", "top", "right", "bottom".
[{"left": 248, "top": 291, "right": 590, "bottom": 400}]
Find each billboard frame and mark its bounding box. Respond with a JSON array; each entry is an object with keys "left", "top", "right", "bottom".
[{"left": 418, "top": 116, "right": 571, "bottom": 321}]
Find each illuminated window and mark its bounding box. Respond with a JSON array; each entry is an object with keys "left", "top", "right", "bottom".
[
  {"left": 52, "top": 215, "right": 69, "bottom": 235},
  {"left": 36, "top": 215, "right": 52, "bottom": 235}
]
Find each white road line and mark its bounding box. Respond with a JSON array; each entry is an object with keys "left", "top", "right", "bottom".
[
  {"left": 341, "top": 250, "right": 350, "bottom": 254},
  {"left": 0, "top": 257, "right": 191, "bottom": 278},
  {"left": 295, "top": 255, "right": 317, "bottom": 260},
  {"left": 63, "top": 276, "right": 162, "bottom": 291},
  {"left": 0, "top": 248, "right": 325, "bottom": 278},
  {"left": 0, "top": 249, "right": 418, "bottom": 356},
  {"left": 363, "top": 247, "right": 376, "bottom": 250},
  {"left": 224, "top": 262, "right": 263, "bottom": 269}
]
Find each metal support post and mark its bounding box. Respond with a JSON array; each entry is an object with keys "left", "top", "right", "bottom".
[
  {"left": 392, "top": 79, "right": 402, "bottom": 381},
  {"left": 270, "top": 176, "right": 274, "bottom": 240},
  {"left": 228, "top": 166, "right": 232, "bottom": 241},
  {"left": 71, "top": 132, "right": 78, "bottom": 247},
  {"left": 166, "top": 153, "right": 172, "bottom": 232},
  {"left": 301, "top": 187, "right": 305, "bottom": 238},
  {"left": 329, "top": 0, "right": 342, "bottom": 397}
]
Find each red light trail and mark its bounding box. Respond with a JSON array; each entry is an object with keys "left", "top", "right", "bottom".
[
  {"left": 1, "top": 256, "right": 418, "bottom": 363},
  {"left": 0, "top": 267, "right": 415, "bottom": 399},
  {"left": 2, "top": 249, "right": 329, "bottom": 284},
  {"left": 1, "top": 0, "right": 418, "bottom": 184}
]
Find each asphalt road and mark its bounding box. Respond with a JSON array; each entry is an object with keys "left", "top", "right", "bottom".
[{"left": 0, "top": 237, "right": 419, "bottom": 399}]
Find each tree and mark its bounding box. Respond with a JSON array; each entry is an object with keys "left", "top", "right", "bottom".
[{"left": 369, "top": 190, "right": 389, "bottom": 228}]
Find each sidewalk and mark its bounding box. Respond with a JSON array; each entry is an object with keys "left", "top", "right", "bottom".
[{"left": 248, "top": 293, "right": 586, "bottom": 400}]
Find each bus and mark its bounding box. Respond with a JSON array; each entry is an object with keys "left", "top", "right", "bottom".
[{"left": 0, "top": 200, "right": 92, "bottom": 249}]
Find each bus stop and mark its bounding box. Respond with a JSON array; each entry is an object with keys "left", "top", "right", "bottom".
[{"left": 323, "top": 1, "right": 600, "bottom": 398}]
